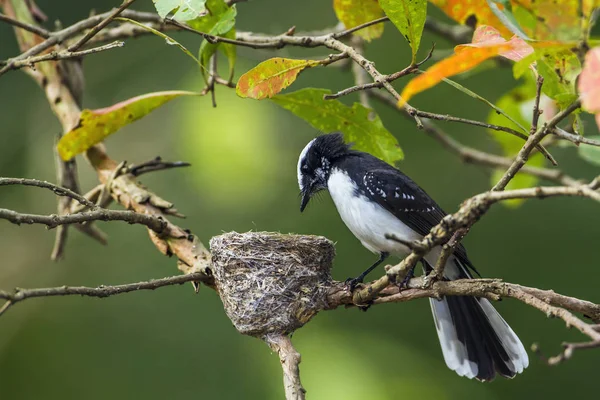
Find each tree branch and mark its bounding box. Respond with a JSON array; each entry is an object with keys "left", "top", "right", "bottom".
[
  {"left": 0, "top": 272, "right": 207, "bottom": 316},
  {"left": 265, "top": 334, "right": 306, "bottom": 400},
  {"left": 0, "top": 207, "right": 167, "bottom": 232},
  {"left": 350, "top": 177, "right": 600, "bottom": 306}
]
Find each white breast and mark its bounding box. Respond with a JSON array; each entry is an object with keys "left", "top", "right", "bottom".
[{"left": 327, "top": 168, "right": 421, "bottom": 256}]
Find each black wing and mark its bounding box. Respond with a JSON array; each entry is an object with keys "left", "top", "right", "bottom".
[
  {"left": 358, "top": 166, "right": 475, "bottom": 272},
  {"left": 360, "top": 168, "right": 446, "bottom": 236}
]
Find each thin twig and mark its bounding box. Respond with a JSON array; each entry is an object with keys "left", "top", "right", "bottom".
[
  {"left": 68, "top": 0, "right": 137, "bottom": 52},
  {"left": 0, "top": 12, "right": 50, "bottom": 38},
  {"left": 0, "top": 208, "right": 167, "bottom": 232},
  {"left": 534, "top": 340, "right": 600, "bottom": 366},
  {"left": 0, "top": 177, "right": 95, "bottom": 208},
  {"left": 0, "top": 41, "right": 124, "bottom": 75},
  {"left": 127, "top": 157, "right": 191, "bottom": 177},
  {"left": 1, "top": 9, "right": 160, "bottom": 66},
  {"left": 324, "top": 45, "right": 434, "bottom": 100},
  {"left": 332, "top": 16, "right": 390, "bottom": 39},
  {"left": 493, "top": 99, "right": 582, "bottom": 191},
  {"left": 369, "top": 90, "right": 558, "bottom": 171},
  {"left": 0, "top": 272, "right": 207, "bottom": 316},
  {"left": 553, "top": 127, "right": 600, "bottom": 147},
  {"left": 531, "top": 75, "right": 544, "bottom": 135},
  {"left": 414, "top": 109, "right": 538, "bottom": 145},
  {"left": 425, "top": 228, "right": 468, "bottom": 286}
]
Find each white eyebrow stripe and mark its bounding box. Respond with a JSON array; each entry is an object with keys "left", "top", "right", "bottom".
[{"left": 297, "top": 138, "right": 316, "bottom": 189}]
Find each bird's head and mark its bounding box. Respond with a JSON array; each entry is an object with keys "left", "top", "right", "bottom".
[{"left": 297, "top": 133, "right": 352, "bottom": 212}]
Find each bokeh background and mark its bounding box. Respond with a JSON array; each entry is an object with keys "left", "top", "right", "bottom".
[{"left": 1, "top": 1, "right": 598, "bottom": 399}]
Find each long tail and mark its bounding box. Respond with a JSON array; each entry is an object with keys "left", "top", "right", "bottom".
[{"left": 425, "top": 256, "right": 529, "bottom": 381}]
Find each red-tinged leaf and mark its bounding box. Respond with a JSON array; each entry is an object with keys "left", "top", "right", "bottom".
[
  {"left": 399, "top": 43, "right": 512, "bottom": 106},
  {"left": 462, "top": 25, "right": 533, "bottom": 61},
  {"left": 57, "top": 91, "right": 199, "bottom": 161},
  {"left": 333, "top": 0, "right": 385, "bottom": 41},
  {"left": 579, "top": 47, "right": 600, "bottom": 113},
  {"left": 428, "top": 0, "right": 513, "bottom": 38},
  {"left": 236, "top": 58, "right": 319, "bottom": 99}
]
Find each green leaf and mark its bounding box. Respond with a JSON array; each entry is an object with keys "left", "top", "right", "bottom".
[
  {"left": 236, "top": 58, "right": 320, "bottom": 99},
  {"left": 190, "top": 1, "right": 237, "bottom": 81},
  {"left": 271, "top": 88, "right": 403, "bottom": 164},
  {"left": 333, "top": 0, "right": 385, "bottom": 41},
  {"left": 379, "top": 0, "right": 427, "bottom": 63},
  {"left": 152, "top": 0, "right": 207, "bottom": 21},
  {"left": 536, "top": 48, "right": 580, "bottom": 109},
  {"left": 57, "top": 91, "right": 199, "bottom": 161},
  {"left": 579, "top": 135, "right": 600, "bottom": 166}
]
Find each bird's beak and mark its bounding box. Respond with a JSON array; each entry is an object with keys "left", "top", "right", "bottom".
[{"left": 300, "top": 189, "right": 311, "bottom": 212}]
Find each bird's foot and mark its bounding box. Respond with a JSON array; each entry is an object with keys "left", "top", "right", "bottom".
[
  {"left": 422, "top": 271, "right": 439, "bottom": 289},
  {"left": 397, "top": 265, "right": 416, "bottom": 289},
  {"left": 344, "top": 277, "right": 363, "bottom": 292}
]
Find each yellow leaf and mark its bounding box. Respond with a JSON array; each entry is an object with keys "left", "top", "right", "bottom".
[
  {"left": 333, "top": 0, "right": 385, "bottom": 41},
  {"left": 57, "top": 91, "right": 199, "bottom": 161}
]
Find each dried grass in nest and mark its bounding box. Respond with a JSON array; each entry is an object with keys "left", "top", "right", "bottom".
[{"left": 210, "top": 231, "right": 335, "bottom": 337}]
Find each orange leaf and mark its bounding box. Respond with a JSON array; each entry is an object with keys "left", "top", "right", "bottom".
[
  {"left": 398, "top": 24, "right": 537, "bottom": 106},
  {"left": 398, "top": 45, "right": 509, "bottom": 106},
  {"left": 428, "top": 0, "right": 513, "bottom": 38},
  {"left": 456, "top": 25, "right": 533, "bottom": 62},
  {"left": 236, "top": 58, "right": 318, "bottom": 100},
  {"left": 333, "top": 0, "right": 385, "bottom": 41},
  {"left": 579, "top": 47, "right": 600, "bottom": 113}
]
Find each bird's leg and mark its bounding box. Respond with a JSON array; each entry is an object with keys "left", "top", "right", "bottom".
[{"left": 345, "top": 252, "right": 389, "bottom": 291}]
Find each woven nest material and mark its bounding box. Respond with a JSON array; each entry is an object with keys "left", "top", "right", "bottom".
[{"left": 210, "top": 232, "right": 335, "bottom": 337}]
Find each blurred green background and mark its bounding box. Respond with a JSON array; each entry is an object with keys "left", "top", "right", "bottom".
[{"left": 0, "top": 1, "right": 598, "bottom": 399}]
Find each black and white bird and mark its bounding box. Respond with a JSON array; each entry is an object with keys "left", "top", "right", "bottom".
[{"left": 297, "top": 133, "right": 528, "bottom": 381}]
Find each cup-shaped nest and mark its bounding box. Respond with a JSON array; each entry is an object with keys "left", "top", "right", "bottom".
[{"left": 210, "top": 232, "right": 335, "bottom": 337}]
